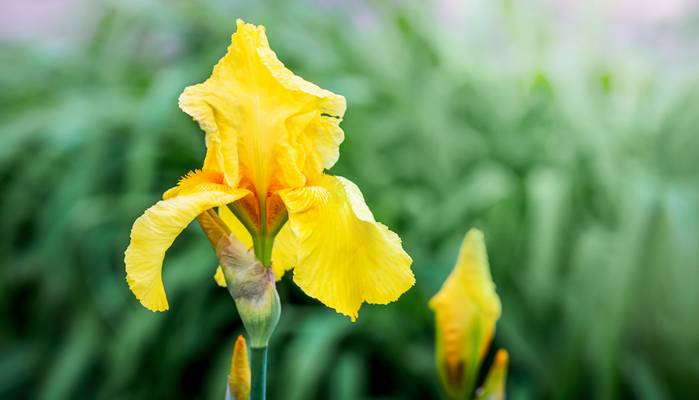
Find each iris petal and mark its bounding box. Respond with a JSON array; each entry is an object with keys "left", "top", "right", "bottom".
[
  {"left": 270, "top": 223, "right": 297, "bottom": 280},
  {"left": 279, "top": 175, "right": 414, "bottom": 320},
  {"left": 125, "top": 185, "right": 247, "bottom": 311},
  {"left": 178, "top": 19, "right": 346, "bottom": 195}
]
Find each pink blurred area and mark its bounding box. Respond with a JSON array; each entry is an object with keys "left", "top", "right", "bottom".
[
  {"left": 0, "top": 0, "right": 93, "bottom": 42},
  {"left": 610, "top": 0, "right": 696, "bottom": 23},
  {"left": 0, "top": 0, "right": 699, "bottom": 40},
  {"left": 2, "top": 0, "right": 697, "bottom": 59},
  {"left": 435, "top": 0, "right": 698, "bottom": 29}
]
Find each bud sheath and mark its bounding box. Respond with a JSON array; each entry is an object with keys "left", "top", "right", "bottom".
[{"left": 217, "top": 234, "right": 281, "bottom": 348}]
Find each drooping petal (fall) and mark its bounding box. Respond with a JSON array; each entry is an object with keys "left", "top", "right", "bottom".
[
  {"left": 162, "top": 169, "right": 226, "bottom": 199},
  {"left": 279, "top": 174, "right": 414, "bottom": 321},
  {"left": 178, "top": 19, "right": 346, "bottom": 195},
  {"left": 228, "top": 335, "right": 251, "bottom": 400},
  {"left": 429, "top": 229, "right": 501, "bottom": 397},
  {"left": 270, "top": 223, "right": 297, "bottom": 280},
  {"left": 125, "top": 185, "right": 247, "bottom": 311}
]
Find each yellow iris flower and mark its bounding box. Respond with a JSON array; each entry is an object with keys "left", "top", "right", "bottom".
[
  {"left": 124, "top": 19, "right": 414, "bottom": 321},
  {"left": 429, "top": 229, "right": 501, "bottom": 398}
]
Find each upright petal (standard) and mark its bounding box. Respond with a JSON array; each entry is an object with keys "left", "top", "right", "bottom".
[{"left": 178, "top": 20, "right": 346, "bottom": 196}]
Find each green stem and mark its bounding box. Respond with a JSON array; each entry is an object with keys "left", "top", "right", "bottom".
[
  {"left": 253, "top": 235, "right": 272, "bottom": 267},
  {"left": 257, "top": 194, "right": 270, "bottom": 267},
  {"left": 250, "top": 346, "right": 268, "bottom": 400}
]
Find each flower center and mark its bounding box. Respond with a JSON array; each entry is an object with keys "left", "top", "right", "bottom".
[{"left": 228, "top": 191, "right": 287, "bottom": 267}]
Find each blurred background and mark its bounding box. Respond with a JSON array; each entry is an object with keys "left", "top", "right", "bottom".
[{"left": 2, "top": 0, "right": 699, "bottom": 398}]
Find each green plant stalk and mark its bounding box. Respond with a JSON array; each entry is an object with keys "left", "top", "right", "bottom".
[
  {"left": 250, "top": 346, "right": 268, "bottom": 400},
  {"left": 249, "top": 232, "right": 272, "bottom": 400},
  {"left": 227, "top": 197, "right": 285, "bottom": 399},
  {"left": 256, "top": 193, "right": 269, "bottom": 267},
  {"left": 253, "top": 234, "right": 273, "bottom": 268}
]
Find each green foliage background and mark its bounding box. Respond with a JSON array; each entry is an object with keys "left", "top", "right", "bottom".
[{"left": 1, "top": 0, "right": 698, "bottom": 399}]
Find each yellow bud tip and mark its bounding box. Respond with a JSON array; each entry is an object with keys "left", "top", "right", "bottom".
[
  {"left": 229, "top": 335, "right": 251, "bottom": 400},
  {"left": 475, "top": 348, "right": 509, "bottom": 400},
  {"left": 495, "top": 349, "right": 509, "bottom": 366},
  {"left": 465, "top": 227, "right": 484, "bottom": 242}
]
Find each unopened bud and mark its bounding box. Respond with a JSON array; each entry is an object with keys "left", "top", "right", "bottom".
[
  {"left": 217, "top": 234, "right": 281, "bottom": 348},
  {"left": 475, "top": 349, "right": 508, "bottom": 400},
  {"left": 429, "top": 229, "right": 501, "bottom": 398},
  {"left": 228, "top": 335, "right": 251, "bottom": 400}
]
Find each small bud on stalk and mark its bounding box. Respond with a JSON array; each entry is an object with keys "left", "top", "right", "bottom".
[
  {"left": 217, "top": 234, "right": 281, "bottom": 349},
  {"left": 475, "top": 350, "right": 508, "bottom": 400}
]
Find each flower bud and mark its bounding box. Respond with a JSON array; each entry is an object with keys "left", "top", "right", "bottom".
[
  {"left": 228, "top": 335, "right": 251, "bottom": 400},
  {"left": 429, "top": 229, "right": 501, "bottom": 398},
  {"left": 218, "top": 234, "right": 281, "bottom": 348},
  {"left": 475, "top": 349, "right": 508, "bottom": 400}
]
